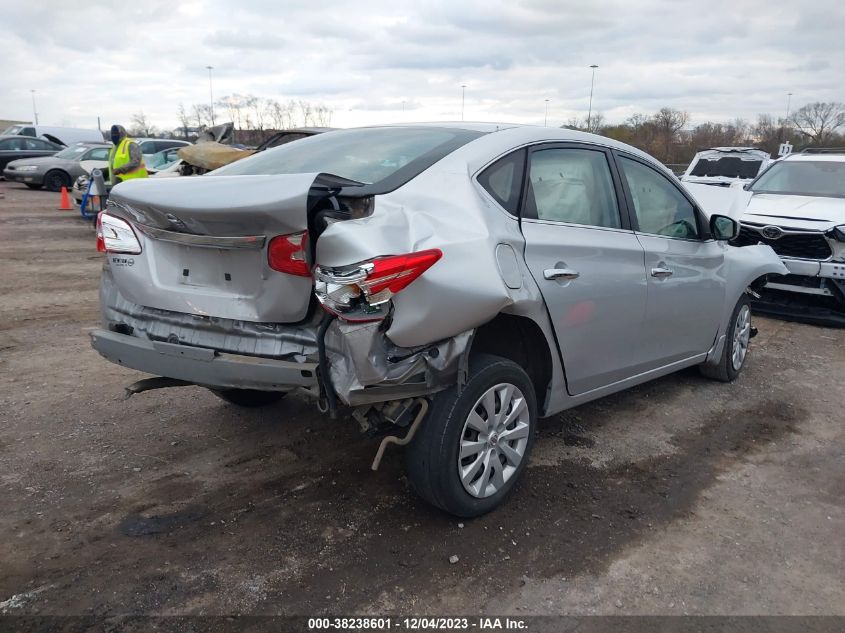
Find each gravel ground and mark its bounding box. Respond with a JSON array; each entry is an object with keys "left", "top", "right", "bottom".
[{"left": 0, "top": 181, "right": 843, "bottom": 617}]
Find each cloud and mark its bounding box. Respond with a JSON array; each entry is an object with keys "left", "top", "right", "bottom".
[{"left": 0, "top": 0, "right": 842, "bottom": 132}]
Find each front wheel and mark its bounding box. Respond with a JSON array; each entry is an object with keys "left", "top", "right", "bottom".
[
  {"left": 405, "top": 354, "right": 537, "bottom": 517},
  {"left": 210, "top": 388, "right": 286, "bottom": 408},
  {"left": 700, "top": 295, "right": 752, "bottom": 382},
  {"left": 44, "top": 170, "right": 71, "bottom": 192}
]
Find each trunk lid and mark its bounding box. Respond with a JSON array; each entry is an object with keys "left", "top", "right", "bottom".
[{"left": 105, "top": 174, "right": 322, "bottom": 323}]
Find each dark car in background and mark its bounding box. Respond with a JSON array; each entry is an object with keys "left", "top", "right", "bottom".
[
  {"left": 0, "top": 135, "right": 63, "bottom": 173},
  {"left": 3, "top": 142, "right": 111, "bottom": 191}
]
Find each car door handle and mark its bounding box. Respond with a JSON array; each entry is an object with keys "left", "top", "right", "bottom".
[
  {"left": 650, "top": 266, "right": 673, "bottom": 278},
  {"left": 544, "top": 268, "right": 580, "bottom": 281}
]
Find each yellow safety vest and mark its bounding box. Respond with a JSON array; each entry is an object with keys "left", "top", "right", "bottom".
[{"left": 109, "top": 138, "right": 148, "bottom": 184}]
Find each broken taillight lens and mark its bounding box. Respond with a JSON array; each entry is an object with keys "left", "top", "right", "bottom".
[
  {"left": 314, "top": 249, "right": 442, "bottom": 321},
  {"left": 98, "top": 212, "right": 142, "bottom": 254},
  {"left": 95, "top": 212, "right": 105, "bottom": 252},
  {"left": 268, "top": 231, "right": 310, "bottom": 277}
]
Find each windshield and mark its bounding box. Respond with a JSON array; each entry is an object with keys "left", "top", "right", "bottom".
[
  {"left": 690, "top": 156, "right": 763, "bottom": 179},
  {"left": 750, "top": 160, "right": 845, "bottom": 198},
  {"left": 53, "top": 145, "right": 90, "bottom": 160},
  {"left": 214, "top": 126, "right": 483, "bottom": 186},
  {"left": 3, "top": 125, "right": 23, "bottom": 135}
]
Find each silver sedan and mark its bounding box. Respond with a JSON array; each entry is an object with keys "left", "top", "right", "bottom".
[{"left": 90, "top": 124, "right": 787, "bottom": 516}]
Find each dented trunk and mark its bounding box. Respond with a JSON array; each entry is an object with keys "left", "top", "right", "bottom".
[{"left": 105, "top": 173, "right": 338, "bottom": 323}]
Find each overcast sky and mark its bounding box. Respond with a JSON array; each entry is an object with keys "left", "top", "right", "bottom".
[{"left": 2, "top": 0, "right": 843, "bottom": 132}]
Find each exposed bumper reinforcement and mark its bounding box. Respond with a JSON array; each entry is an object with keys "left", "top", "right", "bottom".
[{"left": 90, "top": 329, "right": 319, "bottom": 391}]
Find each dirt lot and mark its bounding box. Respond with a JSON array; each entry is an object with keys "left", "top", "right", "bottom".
[{"left": 0, "top": 181, "right": 843, "bottom": 617}]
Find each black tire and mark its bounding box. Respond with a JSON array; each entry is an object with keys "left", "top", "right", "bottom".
[
  {"left": 210, "top": 388, "right": 287, "bottom": 408},
  {"left": 700, "top": 294, "right": 752, "bottom": 382},
  {"left": 405, "top": 354, "right": 537, "bottom": 517},
  {"left": 44, "top": 170, "right": 71, "bottom": 192},
  {"left": 25, "top": 183, "right": 43, "bottom": 190}
]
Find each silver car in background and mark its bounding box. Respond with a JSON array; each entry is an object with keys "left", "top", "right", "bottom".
[
  {"left": 91, "top": 124, "right": 786, "bottom": 516},
  {"left": 3, "top": 142, "right": 111, "bottom": 191}
]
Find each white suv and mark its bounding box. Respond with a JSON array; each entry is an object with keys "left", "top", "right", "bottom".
[{"left": 734, "top": 149, "right": 845, "bottom": 324}]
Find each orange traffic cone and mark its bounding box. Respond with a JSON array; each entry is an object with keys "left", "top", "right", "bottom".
[{"left": 58, "top": 186, "right": 72, "bottom": 211}]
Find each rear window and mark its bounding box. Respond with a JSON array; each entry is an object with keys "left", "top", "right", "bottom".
[
  {"left": 750, "top": 160, "right": 845, "bottom": 198},
  {"left": 213, "top": 126, "right": 484, "bottom": 189},
  {"left": 690, "top": 156, "right": 762, "bottom": 179}
]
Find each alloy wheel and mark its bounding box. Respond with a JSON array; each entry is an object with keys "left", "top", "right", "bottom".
[
  {"left": 458, "top": 382, "right": 530, "bottom": 498},
  {"left": 731, "top": 304, "right": 751, "bottom": 371}
]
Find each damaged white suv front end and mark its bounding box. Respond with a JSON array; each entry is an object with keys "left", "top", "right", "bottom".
[{"left": 733, "top": 150, "right": 845, "bottom": 325}]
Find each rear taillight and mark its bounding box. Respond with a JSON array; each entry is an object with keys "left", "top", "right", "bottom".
[
  {"left": 95, "top": 212, "right": 105, "bottom": 252},
  {"left": 98, "top": 213, "right": 141, "bottom": 254},
  {"left": 268, "top": 231, "right": 310, "bottom": 277},
  {"left": 314, "top": 249, "right": 442, "bottom": 321}
]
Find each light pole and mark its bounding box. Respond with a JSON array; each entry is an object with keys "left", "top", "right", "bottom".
[
  {"left": 544, "top": 99, "right": 550, "bottom": 126},
  {"left": 587, "top": 64, "right": 599, "bottom": 130},
  {"left": 206, "top": 66, "right": 215, "bottom": 125},
  {"left": 785, "top": 92, "right": 793, "bottom": 121},
  {"left": 30, "top": 89, "right": 39, "bottom": 125},
  {"left": 461, "top": 84, "right": 467, "bottom": 121}
]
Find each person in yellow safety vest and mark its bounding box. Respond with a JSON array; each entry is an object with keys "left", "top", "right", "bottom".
[{"left": 108, "top": 124, "right": 148, "bottom": 185}]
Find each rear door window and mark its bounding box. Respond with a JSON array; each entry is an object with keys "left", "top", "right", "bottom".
[{"left": 25, "top": 138, "right": 55, "bottom": 150}]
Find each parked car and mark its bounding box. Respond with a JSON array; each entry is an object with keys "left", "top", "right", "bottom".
[
  {"left": 90, "top": 124, "right": 786, "bottom": 516},
  {"left": 0, "top": 135, "right": 63, "bottom": 172},
  {"left": 135, "top": 138, "right": 190, "bottom": 163},
  {"left": 3, "top": 142, "right": 111, "bottom": 191},
  {"left": 681, "top": 147, "right": 772, "bottom": 187},
  {"left": 732, "top": 148, "right": 845, "bottom": 325},
  {"left": 1, "top": 124, "right": 104, "bottom": 146}
]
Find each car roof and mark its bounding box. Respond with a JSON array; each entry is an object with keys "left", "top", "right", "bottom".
[
  {"left": 370, "top": 121, "right": 522, "bottom": 133},
  {"left": 782, "top": 152, "right": 845, "bottom": 163},
  {"left": 0, "top": 134, "right": 51, "bottom": 141},
  {"left": 697, "top": 146, "right": 766, "bottom": 153},
  {"left": 135, "top": 138, "right": 190, "bottom": 143},
  {"left": 68, "top": 141, "right": 111, "bottom": 147}
]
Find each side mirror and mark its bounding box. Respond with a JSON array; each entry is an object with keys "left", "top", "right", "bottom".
[{"left": 710, "top": 214, "right": 739, "bottom": 241}]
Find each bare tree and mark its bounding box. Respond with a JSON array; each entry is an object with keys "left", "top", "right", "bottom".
[
  {"left": 128, "top": 111, "right": 155, "bottom": 137},
  {"left": 561, "top": 113, "right": 604, "bottom": 133},
  {"left": 790, "top": 102, "right": 845, "bottom": 145},
  {"left": 297, "top": 100, "right": 314, "bottom": 127},
  {"left": 313, "top": 104, "right": 333, "bottom": 127},
  {"left": 191, "top": 104, "right": 207, "bottom": 129},
  {"left": 176, "top": 103, "right": 192, "bottom": 139},
  {"left": 652, "top": 108, "right": 689, "bottom": 163}
]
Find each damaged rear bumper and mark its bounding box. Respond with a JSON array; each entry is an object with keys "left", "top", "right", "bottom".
[{"left": 90, "top": 329, "right": 319, "bottom": 391}]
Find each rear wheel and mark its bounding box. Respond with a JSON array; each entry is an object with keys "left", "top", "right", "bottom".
[
  {"left": 44, "top": 170, "right": 71, "bottom": 192},
  {"left": 700, "top": 294, "right": 752, "bottom": 382},
  {"left": 210, "top": 389, "right": 286, "bottom": 408},
  {"left": 25, "top": 183, "right": 43, "bottom": 190},
  {"left": 405, "top": 354, "right": 537, "bottom": 517}
]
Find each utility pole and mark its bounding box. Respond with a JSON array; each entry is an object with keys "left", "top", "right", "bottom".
[
  {"left": 544, "top": 99, "right": 550, "bottom": 126},
  {"left": 587, "top": 65, "right": 599, "bottom": 130},
  {"left": 461, "top": 84, "right": 467, "bottom": 121},
  {"left": 206, "top": 66, "right": 215, "bottom": 125},
  {"left": 30, "top": 89, "right": 39, "bottom": 125}
]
